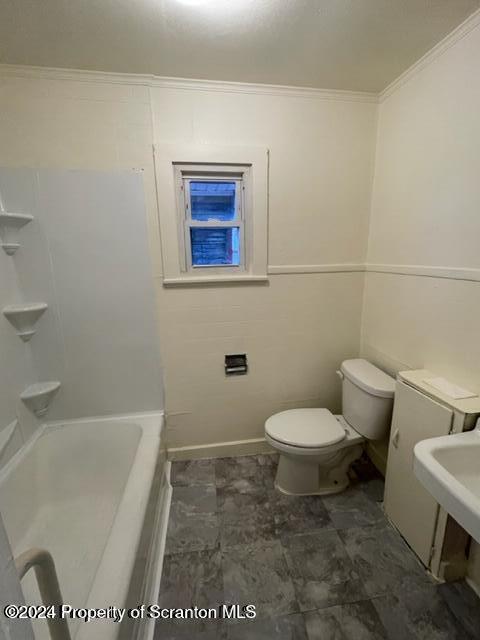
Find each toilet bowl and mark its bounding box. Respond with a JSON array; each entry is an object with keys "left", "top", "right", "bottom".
[{"left": 265, "top": 359, "right": 395, "bottom": 495}]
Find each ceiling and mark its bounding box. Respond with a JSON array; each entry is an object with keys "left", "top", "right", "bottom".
[{"left": 0, "top": 0, "right": 479, "bottom": 92}]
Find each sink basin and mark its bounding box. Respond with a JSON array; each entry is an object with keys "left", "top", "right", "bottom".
[{"left": 414, "top": 421, "right": 480, "bottom": 543}]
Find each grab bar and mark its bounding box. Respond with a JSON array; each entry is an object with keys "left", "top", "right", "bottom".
[{"left": 15, "top": 547, "right": 72, "bottom": 640}]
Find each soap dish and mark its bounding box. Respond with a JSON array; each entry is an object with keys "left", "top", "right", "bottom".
[
  {"left": 3, "top": 303, "right": 48, "bottom": 341},
  {"left": 0, "top": 212, "right": 34, "bottom": 255},
  {"left": 20, "top": 382, "right": 61, "bottom": 417}
]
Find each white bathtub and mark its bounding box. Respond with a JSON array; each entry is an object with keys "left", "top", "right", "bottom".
[{"left": 0, "top": 412, "right": 170, "bottom": 640}]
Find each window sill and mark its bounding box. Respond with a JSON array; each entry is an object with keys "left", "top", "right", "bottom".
[{"left": 163, "top": 275, "right": 269, "bottom": 287}]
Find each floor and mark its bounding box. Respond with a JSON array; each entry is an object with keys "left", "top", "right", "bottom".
[{"left": 155, "top": 454, "right": 480, "bottom": 640}]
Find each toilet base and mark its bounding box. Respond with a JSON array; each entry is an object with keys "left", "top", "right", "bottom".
[{"left": 274, "top": 444, "right": 363, "bottom": 496}]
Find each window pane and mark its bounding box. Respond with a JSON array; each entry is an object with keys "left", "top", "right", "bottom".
[
  {"left": 190, "top": 181, "right": 236, "bottom": 221},
  {"left": 190, "top": 227, "right": 240, "bottom": 266}
]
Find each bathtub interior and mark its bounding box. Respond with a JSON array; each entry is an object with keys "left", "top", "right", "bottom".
[{"left": 0, "top": 421, "right": 142, "bottom": 639}]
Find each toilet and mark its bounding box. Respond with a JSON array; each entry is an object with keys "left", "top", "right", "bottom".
[{"left": 265, "top": 358, "right": 395, "bottom": 495}]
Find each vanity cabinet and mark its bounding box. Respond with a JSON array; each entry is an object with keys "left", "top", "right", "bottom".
[{"left": 384, "top": 369, "right": 480, "bottom": 578}]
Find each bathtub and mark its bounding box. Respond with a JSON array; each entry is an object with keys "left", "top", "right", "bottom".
[{"left": 0, "top": 412, "right": 171, "bottom": 640}]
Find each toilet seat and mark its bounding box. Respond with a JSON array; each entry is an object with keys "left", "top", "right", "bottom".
[{"left": 265, "top": 408, "right": 346, "bottom": 448}]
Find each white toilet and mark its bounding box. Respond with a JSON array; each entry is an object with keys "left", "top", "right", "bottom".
[{"left": 265, "top": 359, "right": 395, "bottom": 495}]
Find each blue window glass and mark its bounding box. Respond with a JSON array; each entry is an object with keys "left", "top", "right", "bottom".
[
  {"left": 190, "top": 181, "right": 236, "bottom": 221},
  {"left": 190, "top": 227, "right": 240, "bottom": 266}
]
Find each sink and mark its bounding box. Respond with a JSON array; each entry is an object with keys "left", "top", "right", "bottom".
[{"left": 414, "top": 420, "right": 480, "bottom": 543}]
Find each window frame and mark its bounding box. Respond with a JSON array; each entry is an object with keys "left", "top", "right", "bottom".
[
  {"left": 155, "top": 143, "right": 268, "bottom": 286},
  {"left": 175, "top": 165, "right": 249, "bottom": 274}
]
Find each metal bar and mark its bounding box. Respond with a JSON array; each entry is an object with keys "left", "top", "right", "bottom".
[{"left": 15, "top": 547, "right": 72, "bottom": 640}]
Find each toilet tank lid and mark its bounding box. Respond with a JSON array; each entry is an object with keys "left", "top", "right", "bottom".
[{"left": 341, "top": 359, "right": 395, "bottom": 398}]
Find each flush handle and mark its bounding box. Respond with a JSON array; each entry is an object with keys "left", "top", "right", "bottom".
[
  {"left": 392, "top": 428, "right": 400, "bottom": 448},
  {"left": 336, "top": 370, "right": 344, "bottom": 381}
]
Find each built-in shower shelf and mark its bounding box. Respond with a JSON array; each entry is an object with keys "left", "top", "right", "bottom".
[
  {"left": 0, "top": 212, "right": 34, "bottom": 255},
  {"left": 3, "top": 303, "right": 48, "bottom": 341},
  {"left": 21, "top": 382, "right": 61, "bottom": 417}
]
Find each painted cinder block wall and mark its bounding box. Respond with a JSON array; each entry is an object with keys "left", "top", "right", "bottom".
[
  {"left": 150, "top": 86, "right": 377, "bottom": 451},
  {"left": 361, "top": 15, "right": 480, "bottom": 391},
  {"left": 0, "top": 72, "right": 378, "bottom": 454}
]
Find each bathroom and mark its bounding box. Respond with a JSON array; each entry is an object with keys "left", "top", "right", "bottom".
[{"left": 0, "top": 1, "right": 480, "bottom": 639}]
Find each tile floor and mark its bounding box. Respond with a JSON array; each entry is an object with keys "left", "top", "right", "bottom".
[{"left": 155, "top": 454, "right": 480, "bottom": 639}]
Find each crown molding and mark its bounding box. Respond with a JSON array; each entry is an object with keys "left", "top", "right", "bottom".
[
  {"left": 149, "top": 77, "right": 378, "bottom": 103},
  {"left": 0, "top": 64, "right": 377, "bottom": 103},
  {"left": 1, "top": 9, "right": 478, "bottom": 108},
  {"left": 379, "top": 7, "right": 480, "bottom": 102},
  {"left": 0, "top": 64, "right": 151, "bottom": 87}
]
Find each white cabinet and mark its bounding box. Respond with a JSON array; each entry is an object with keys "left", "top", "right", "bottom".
[
  {"left": 385, "top": 381, "right": 452, "bottom": 565},
  {"left": 384, "top": 369, "right": 480, "bottom": 577}
]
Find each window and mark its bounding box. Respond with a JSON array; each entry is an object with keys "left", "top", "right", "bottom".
[
  {"left": 175, "top": 165, "right": 250, "bottom": 273},
  {"left": 155, "top": 143, "right": 268, "bottom": 285}
]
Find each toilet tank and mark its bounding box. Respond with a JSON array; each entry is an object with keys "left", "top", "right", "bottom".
[{"left": 340, "top": 359, "right": 395, "bottom": 440}]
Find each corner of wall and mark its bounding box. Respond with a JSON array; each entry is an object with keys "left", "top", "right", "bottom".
[{"left": 359, "top": 93, "right": 381, "bottom": 358}]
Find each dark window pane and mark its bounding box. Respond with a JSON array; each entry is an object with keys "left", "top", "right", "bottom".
[
  {"left": 190, "top": 227, "right": 240, "bottom": 266},
  {"left": 190, "top": 181, "right": 236, "bottom": 221}
]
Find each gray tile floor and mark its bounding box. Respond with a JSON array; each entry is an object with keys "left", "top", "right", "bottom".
[{"left": 155, "top": 454, "right": 480, "bottom": 640}]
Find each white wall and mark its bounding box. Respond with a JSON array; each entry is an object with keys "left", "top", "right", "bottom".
[
  {"left": 361, "top": 16, "right": 480, "bottom": 589},
  {"left": 152, "top": 88, "right": 375, "bottom": 267},
  {"left": 31, "top": 168, "right": 163, "bottom": 420},
  {"left": 0, "top": 170, "right": 42, "bottom": 465},
  {"left": 151, "top": 86, "right": 377, "bottom": 450},
  {"left": 0, "top": 249, "right": 36, "bottom": 465},
  {"left": 0, "top": 167, "right": 163, "bottom": 464},
  {"left": 362, "top": 17, "right": 480, "bottom": 389},
  {"left": 0, "top": 72, "right": 378, "bottom": 453},
  {"left": 0, "top": 76, "right": 165, "bottom": 465}
]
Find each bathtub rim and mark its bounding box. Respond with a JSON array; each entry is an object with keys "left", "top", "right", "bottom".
[
  {"left": 0, "top": 410, "right": 168, "bottom": 640},
  {"left": 0, "top": 410, "right": 164, "bottom": 484},
  {"left": 76, "top": 411, "right": 164, "bottom": 640},
  {"left": 134, "top": 458, "right": 172, "bottom": 640}
]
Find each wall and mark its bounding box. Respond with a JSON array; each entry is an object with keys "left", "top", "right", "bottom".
[
  {"left": 361, "top": 15, "right": 480, "bottom": 591},
  {"left": 0, "top": 168, "right": 163, "bottom": 424},
  {"left": 150, "top": 86, "right": 377, "bottom": 450},
  {"left": 0, "top": 207, "right": 37, "bottom": 465},
  {"left": 0, "top": 76, "right": 164, "bottom": 464},
  {"left": 0, "top": 71, "right": 378, "bottom": 455},
  {"left": 0, "top": 168, "right": 163, "bottom": 468},
  {"left": 362, "top": 17, "right": 480, "bottom": 389}
]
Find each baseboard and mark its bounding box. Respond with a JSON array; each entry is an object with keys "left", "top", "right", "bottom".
[
  {"left": 168, "top": 437, "right": 275, "bottom": 461},
  {"left": 137, "top": 461, "right": 172, "bottom": 640}
]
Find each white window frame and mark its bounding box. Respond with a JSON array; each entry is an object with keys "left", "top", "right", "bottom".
[
  {"left": 175, "top": 164, "right": 249, "bottom": 275},
  {"left": 154, "top": 143, "right": 268, "bottom": 286}
]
